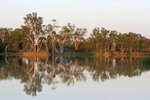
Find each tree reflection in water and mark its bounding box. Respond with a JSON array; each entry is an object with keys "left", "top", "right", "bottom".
[{"left": 0, "top": 56, "right": 150, "bottom": 96}]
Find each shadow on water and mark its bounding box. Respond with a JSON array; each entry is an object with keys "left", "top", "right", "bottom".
[{"left": 0, "top": 55, "right": 150, "bottom": 96}]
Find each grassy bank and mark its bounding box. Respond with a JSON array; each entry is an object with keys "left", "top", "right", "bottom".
[
  {"left": 55, "top": 52, "right": 150, "bottom": 57},
  {"left": 0, "top": 53, "right": 22, "bottom": 56},
  {"left": 126, "top": 53, "right": 150, "bottom": 57},
  {"left": 22, "top": 52, "right": 48, "bottom": 57},
  {"left": 55, "top": 52, "right": 103, "bottom": 57},
  {"left": 1, "top": 52, "right": 150, "bottom": 57},
  {"left": 0, "top": 52, "right": 48, "bottom": 57}
]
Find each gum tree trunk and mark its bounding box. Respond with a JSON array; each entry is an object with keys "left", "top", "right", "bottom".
[
  {"left": 52, "top": 44, "right": 55, "bottom": 55},
  {"left": 130, "top": 47, "right": 133, "bottom": 53},
  {"left": 59, "top": 44, "right": 64, "bottom": 53},
  {"left": 5, "top": 45, "right": 8, "bottom": 55}
]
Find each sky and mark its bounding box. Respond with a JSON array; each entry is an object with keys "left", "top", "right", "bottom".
[{"left": 0, "top": 0, "right": 150, "bottom": 38}]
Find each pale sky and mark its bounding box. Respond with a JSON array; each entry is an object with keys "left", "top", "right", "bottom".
[{"left": 0, "top": 0, "right": 150, "bottom": 38}]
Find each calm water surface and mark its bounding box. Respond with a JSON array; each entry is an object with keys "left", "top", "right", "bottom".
[{"left": 0, "top": 56, "right": 150, "bottom": 100}]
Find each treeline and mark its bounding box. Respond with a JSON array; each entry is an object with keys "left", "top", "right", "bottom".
[{"left": 0, "top": 12, "right": 150, "bottom": 54}]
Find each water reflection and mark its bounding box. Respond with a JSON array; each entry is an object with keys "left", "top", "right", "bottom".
[{"left": 0, "top": 56, "right": 150, "bottom": 96}]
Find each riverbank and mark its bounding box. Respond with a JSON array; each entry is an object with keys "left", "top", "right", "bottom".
[
  {"left": 55, "top": 52, "right": 103, "bottom": 57},
  {"left": 1, "top": 52, "right": 150, "bottom": 57},
  {"left": 0, "top": 52, "right": 48, "bottom": 57},
  {"left": 54, "top": 52, "right": 150, "bottom": 57}
]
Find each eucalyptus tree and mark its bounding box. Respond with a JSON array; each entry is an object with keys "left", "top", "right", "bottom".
[
  {"left": 7, "top": 28, "right": 26, "bottom": 52},
  {"left": 90, "top": 27, "right": 110, "bottom": 52},
  {"left": 139, "top": 38, "right": 150, "bottom": 52},
  {"left": 77, "top": 39, "right": 87, "bottom": 52},
  {"left": 0, "top": 28, "right": 12, "bottom": 54},
  {"left": 91, "top": 27, "right": 102, "bottom": 52},
  {"left": 0, "top": 28, "right": 12, "bottom": 42},
  {"left": 43, "top": 19, "right": 59, "bottom": 55},
  {"left": 85, "top": 37, "right": 95, "bottom": 52},
  {"left": 0, "top": 28, "right": 7, "bottom": 40},
  {"left": 145, "top": 39, "right": 150, "bottom": 52},
  {"left": 116, "top": 33, "right": 126, "bottom": 53},
  {"left": 24, "top": 12, "right": 43, "bottom": 52},
  {"left": 0, "top": 28, "right": 8, "bottom": 52},
  {"left": 100, "top": 28, "right": 110, "bottom": 52},
  {"left": 124, "top": 32, "right": 140, "bottom": 53},
  {"left": 116, "top": 32, "right": 144, "bottom": 53},
  {"left": 21, "top": 25, "right": 35, "bottom": 51},
  {"left": 58, "top": 23, "right": 75, "bottom": 53},
  {"left": 133, "top": 34, "right": 142, "bottom": 52},
  {"left": 0, "top": 39, "right": 4, "bottom": 53},
  {"left": 109, "top": 30, "right": 118, "bottom": 52},
  {"left": 72, "top": 28, "right": 87, "bottom": 51}
]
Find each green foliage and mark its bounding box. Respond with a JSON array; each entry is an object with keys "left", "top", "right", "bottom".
[
  {"left": 85, "top": 27, "right": 150, "bottom": 53},
  {"left": 7, "top": 28, "right": 26, "bottom": 52},
  {"left": 0, "top": 12, "right": 150, "bottom": 54}
]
